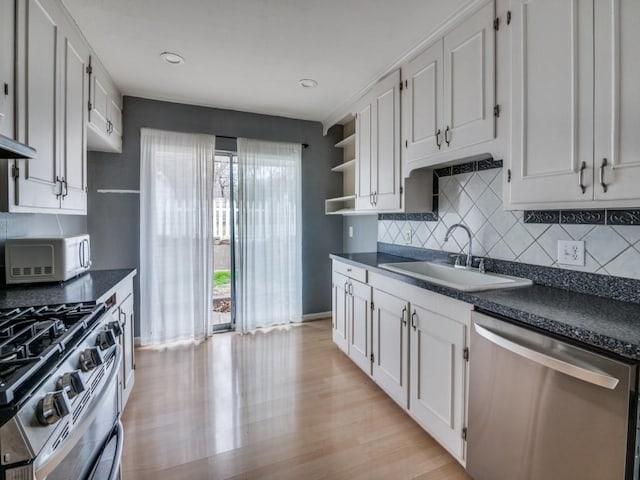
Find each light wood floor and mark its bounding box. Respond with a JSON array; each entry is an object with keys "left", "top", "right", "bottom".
[{"left": 122, "top": 319, "right": 472, "bottom": 480}]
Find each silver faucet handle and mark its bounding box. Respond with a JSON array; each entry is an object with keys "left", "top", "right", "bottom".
[
  {"left": 473, "top": 257, "right": 486, "bottom": 273},
  {"left": 450, "top": 254, "right": 462, "bottom": 267}
]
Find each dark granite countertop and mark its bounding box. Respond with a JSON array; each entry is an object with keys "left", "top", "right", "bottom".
[
  {"left": 0, "top": 269, "right": 136, "bottom": 309},
  {"left": 331, "top": 252, "right": 640, "bottom": 361}
]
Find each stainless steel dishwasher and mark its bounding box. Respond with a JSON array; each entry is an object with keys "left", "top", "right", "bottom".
[{"left": 467, "top": 311, "right": 638, "bottom": 480}]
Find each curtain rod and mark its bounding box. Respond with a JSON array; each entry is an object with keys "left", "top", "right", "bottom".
[{"left": 216, "top": 135, "right": 309, "bottom": 149}]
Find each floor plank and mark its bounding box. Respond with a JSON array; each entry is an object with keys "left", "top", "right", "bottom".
[{"left": 121, "top": 319, "right": 472, "bottom": 480}]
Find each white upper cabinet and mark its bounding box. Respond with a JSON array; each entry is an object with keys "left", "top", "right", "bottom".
[
  {"left": 508, "top": 0, "right": 594, "bottom": 206},
  {"left": 402, "top": 1, "right": 495, "bottom": 172},
  {"left": 508, "top": 0, "right": 640, "bottom": 208},
  {"left": 0, "top": 1, "right": 14, "bottom": 138},
  {"left": 10, "top": 0, "right": 89, "bottom": 214},
  {"left": 355, "top": 70, "right": 401, "bottom": 212},
  {"left": 403, "top": 42, "right": 443, "bottom": 170},
  {"left": 87, "top": 57, "right": 123, "bottom": 153},
  {"left": 593, "top": 0, "right": 640, "bottom": 202}
]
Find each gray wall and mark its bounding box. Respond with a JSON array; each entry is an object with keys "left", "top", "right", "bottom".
[
  {"left": 343, "top": 215, "right": 378, "bottom": 253},
  {"left": 0, "top": 214, "right": 86, "bottom": 272},
  {"left": 88, "top": 96, "right": 343, "bottom": 335}
]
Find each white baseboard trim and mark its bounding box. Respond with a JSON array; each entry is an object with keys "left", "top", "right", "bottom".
[{"left": 300, "top": 311, "right": 332, "bottom": 322}]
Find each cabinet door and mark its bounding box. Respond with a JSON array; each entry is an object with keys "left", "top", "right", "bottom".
[
  {"left": 443, "top": 2, "right": 495, "bottom": 152},
  {"left": 508, "top": 0, "right": 594, "bottom": 205},
  {"left": 372, "top": 288, "right": 409, "bottom": 408},
  {"left": 108, "top": 96, "right": 123, "bottom": 151},
  {"left": 0, "top": 1, "right": 14, "bottom": 138},
  {"left": 119, "top": 293, "right": 135, "bottom": 408},
  {"left": 355, "top": 100, "right": 374, "bottom": 210},
  {"left": 402, "top": 41, "right": 444, "bottom": 169},
  {"left": 14, "top": 0, "right": 62, "bottom": 210},
  {"left": 89, "top": 73, "right": 110, "bottom": 137},
  {"left": 410, "top": 303, "right": 467, "bottom": 461},
  {"left": 371, "top": 70, "right": 401, "bottom": 211},
  {"left": 594, "top": 0, "right": 640, "bottom": 201},
  {"left": 347, "top": 279, "right": 372, "bottom": 374},
  {"left": 60, "top": 35, "right": 88, "bottom": 213},
  {"left": 332, "top": 271, "right": 349, "bottom": 353}
]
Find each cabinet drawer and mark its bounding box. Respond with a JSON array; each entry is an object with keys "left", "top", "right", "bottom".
[{"left": 332, "top": 260, "right": 367, "bottom": 283}]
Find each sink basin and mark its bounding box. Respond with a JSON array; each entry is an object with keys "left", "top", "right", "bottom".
[{"left": 379, "top": 261, "right": 533, "bottom": 292}]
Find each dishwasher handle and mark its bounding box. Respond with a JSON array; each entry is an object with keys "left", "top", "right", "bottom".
[{"left": 473, "top": 323, "right": 620, "bottom": 390}]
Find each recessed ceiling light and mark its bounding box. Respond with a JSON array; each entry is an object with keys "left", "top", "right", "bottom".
[
  {"left": 298, "top": 78, "right": 318, "bottom": 88},
  {"left": 160, "top": 52, "right": 185, "bottom": 65}
]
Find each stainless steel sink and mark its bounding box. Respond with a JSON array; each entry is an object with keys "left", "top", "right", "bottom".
[{"left": 379, "top": 261, "right": 533, "bottom": 292}]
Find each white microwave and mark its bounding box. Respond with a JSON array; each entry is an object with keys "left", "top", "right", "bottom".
[{"left": 5, "top": 234, "right": 91, "bottom": 284}]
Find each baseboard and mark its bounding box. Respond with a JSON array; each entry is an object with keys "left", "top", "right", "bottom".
[{"left": 300, "top": 311, "right": 332, "bottom": 322}]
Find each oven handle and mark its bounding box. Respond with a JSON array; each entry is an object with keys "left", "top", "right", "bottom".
[
  {"left": 107, "top": 420, "right": 124, "bottom": 480},
  {"left": 34, "top": 344, "right": 122, "bottom": 480}
]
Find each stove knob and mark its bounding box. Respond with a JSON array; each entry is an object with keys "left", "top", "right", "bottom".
[
  {"left": 56, "top": 371, "right": 86, "bottom": 399},
  {"left": 78, "top": 347, "right": 104, "bottom": 372},
  {"left": 36, "top": 391, "right": 71, "bottom": 426},
  {"left": 96, "top": 330, "right": 117, "bottom": 350},
  {"left": 108, "top": 321, "right": 122, "bottom": 338}
]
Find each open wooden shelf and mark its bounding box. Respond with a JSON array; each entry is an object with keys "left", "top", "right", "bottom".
[
  {"left": 331, "top": 159, "right": 356, "bottom": 173},
  {"left": 334, "top": 133, "right": 356, "bottom": 149}
]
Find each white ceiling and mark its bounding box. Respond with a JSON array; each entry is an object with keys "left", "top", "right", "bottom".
[{"left": 63, "top": 0, "right": 475, "bottom": 123}]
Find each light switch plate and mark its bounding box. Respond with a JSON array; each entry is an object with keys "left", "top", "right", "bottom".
[
  {"left": 557, "top": 240, "right": 585, "bottom": 266},
  {"left": 403, "top": 227, "right": 412, "bottom": 244}
]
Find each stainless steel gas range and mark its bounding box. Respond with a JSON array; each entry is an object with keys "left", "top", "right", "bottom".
[{"left": 0, "top": 303, "right": 123, "bottom": 480}]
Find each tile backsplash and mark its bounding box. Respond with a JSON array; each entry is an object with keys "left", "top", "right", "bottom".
[{"left": 378, "top": 167, "right": 640, "bottom": 280}]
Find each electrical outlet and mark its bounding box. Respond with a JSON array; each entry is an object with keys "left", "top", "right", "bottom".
[
  {"left": 403, "top": 227, "right": 412, "bottom": 244},
  {"left": 348, "top": 226, "right": 353, "bottom": 238},
  {"left": 557, "top": 240, "right": 585, "bottom": 266}
]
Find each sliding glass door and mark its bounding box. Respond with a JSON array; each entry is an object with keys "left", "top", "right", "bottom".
[{"left": 212, "top": 152, "right": 237, "bottom": 331}]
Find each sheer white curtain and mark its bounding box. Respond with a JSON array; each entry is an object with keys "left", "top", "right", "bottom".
[
  {"left": 139, "top": 128, "right": 215, "bottom": 345},
  {"left": 236, "top": 138, "right": 302, "bottom": 332}
]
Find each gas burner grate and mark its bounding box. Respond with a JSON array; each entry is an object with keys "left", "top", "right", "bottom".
[{"left": 0, "top": 302, "right": 105, "bottom": 406}]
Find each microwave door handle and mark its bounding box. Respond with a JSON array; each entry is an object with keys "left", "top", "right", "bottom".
[
  {"left": 79, "top": 242, "right": 84, "bottom": 268},
  {"left": 473, "top": 323, "right": 619, "bottom": 390},
  {"left": 83, "top": 239, "right": 91, "bottom": 268}
]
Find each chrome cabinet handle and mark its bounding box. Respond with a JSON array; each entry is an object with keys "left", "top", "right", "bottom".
[
  {"left": 578, "top": 161, "right": 586, "bottom": 194},
  {"left": 435, "top": 129, "right": 442, "bottom": 149},
  {"left": 401, "top": 306, "right": 407, "bottom": 326},
  {"left": 411, "top": 310, "right": 417, "bottom": 331},
  {"left": 369, "top": 193, "right": 373, "bottom": 205},
  {"left": 373, "top": 191, "right": 378, "bottom": 205},
  {"left": 344, "top": 281, "right": 349, "bottom": 294},
  {"left": 349, "top": 282, "right": 353, "bottom": 295},
  {"left": 600, "top": 158, "right": 608, "bottom": 193},
  {"left": 444, "top": 126, "right": 451, "bottom": 146},
  {"left": 474, "top": 323, "right": 619, "bottom": 389},
  {"left": 55, "top": 176, "right": 62, "bottom": 199},
  {"left": 61, "top": 178, "right": 68, "bottom": 198}
]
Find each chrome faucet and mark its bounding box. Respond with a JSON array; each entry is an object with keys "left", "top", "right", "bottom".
[{"left": 444, "top": 223, "right": 473, "bottom": 268}]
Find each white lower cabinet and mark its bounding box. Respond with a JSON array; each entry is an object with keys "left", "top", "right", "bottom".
[
  {"left": 348, "top": 279, "right": 372, "bottom": 374},
  {"left": 332, "top": 266, "right": 372, "bottom": 374},
  {"left": 332, "top": 271, "right": 349, "bottom": 354},
  {"left": 408, "top": 292, "right": 470, "bottom": 462},
  {"left": 372, "top": 288, "right": 409, "bottom": 408},
  {"left": 331, "top": 262, "right": 472, "bottom": 465}
]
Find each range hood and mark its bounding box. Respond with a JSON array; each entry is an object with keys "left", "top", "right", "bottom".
[{"left": 0, "top": 134, "right": 36, "bottom": 159}]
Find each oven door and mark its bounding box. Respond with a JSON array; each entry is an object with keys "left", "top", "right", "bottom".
[{"left": 34, "top": 346, "right": 123, "bottom": 480}]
